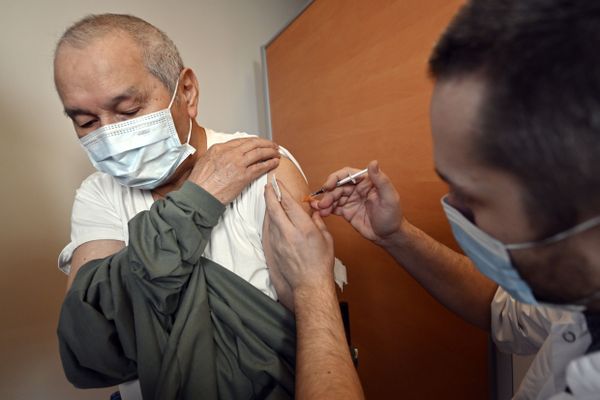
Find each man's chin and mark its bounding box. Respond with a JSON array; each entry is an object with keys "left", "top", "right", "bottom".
[
  {"left": 582, "top": 297, "right": 600, "bottom": 314},
  {"left": 532, "top": 287, "right": 581, "bottom": 306},
  {"left": 534, "top": 288, "right": 600, "bottom": 313}
]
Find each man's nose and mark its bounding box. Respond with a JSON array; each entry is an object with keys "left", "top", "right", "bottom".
[{"left": 99, "top": 113, "right": 123, "bottom": 127}]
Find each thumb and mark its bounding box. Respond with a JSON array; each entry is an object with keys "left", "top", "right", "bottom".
[
  {"left": 368, "top": 160, "right": 396, "bottom": 201},
  {"left": 312, "top": 212, "right": 334, "bottom": 248},
  {"left": 312, "top": 211, "right": 328, "bottom": 233}
]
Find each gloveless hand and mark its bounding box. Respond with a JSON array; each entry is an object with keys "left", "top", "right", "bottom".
[
  {"left": 188, "top": 137, "right": 280, "bottom": 205},
  {"left": 264, "top": 179, "right": 335, "bottom": 294},
  {"left": 312, "top": 160, "right": 404, "bottom": 246}
]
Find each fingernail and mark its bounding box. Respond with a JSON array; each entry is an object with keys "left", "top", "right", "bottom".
[{"left": 373, "top": 162, "right": 379, "bottom": 174}]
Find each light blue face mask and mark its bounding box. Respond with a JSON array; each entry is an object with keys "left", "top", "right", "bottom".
[
  {"left": 441, "top": 195, "right": 600, "bottom": 311},
  {"left": 79, "top": 80, "right": 195, "bottom": 190}
]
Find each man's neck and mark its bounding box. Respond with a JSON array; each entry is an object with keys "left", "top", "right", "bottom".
[{"left": 152, "top": 124, "right": 207, "bottom": 199}]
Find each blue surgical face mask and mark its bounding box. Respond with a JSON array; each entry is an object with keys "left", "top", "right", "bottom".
[
  {"left": 441, "top": 195, "right": 600, "bottom": 312},
  {"left": 79, "top": 80, "right": 196, "bottom": 190}
]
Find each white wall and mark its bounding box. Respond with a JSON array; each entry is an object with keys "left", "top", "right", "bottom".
[{"left": 0, "top": 1, "right": 306, "bottom": 399}]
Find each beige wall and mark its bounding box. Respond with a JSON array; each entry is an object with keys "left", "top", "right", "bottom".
[{"left": 0, "top": 1, "right": 306, "bottom": 398}]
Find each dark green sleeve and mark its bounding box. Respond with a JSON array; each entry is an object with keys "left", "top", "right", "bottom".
[{"left": 57, "top": 181, "right": 225, "bottom": 388}]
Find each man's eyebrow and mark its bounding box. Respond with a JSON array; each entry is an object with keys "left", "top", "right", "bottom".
[
  {"left": 434, "top": 167, "right": 471, "bottom": 196},
  {"left": 434, "top": 167, "right": 450, "bottom": 184},
  {"left": 63, "top": 86, "right": 146, "bottom": 119},
  {"left": 64, "top": 107, "right": 92, "bottom": 119},
  {"left": 105, "top": 86, "right": 146, "bottom": 109}
]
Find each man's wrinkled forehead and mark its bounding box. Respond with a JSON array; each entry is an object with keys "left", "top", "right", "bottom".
[
  {"left": 55, "top": 32, "right": 144, "bottom": 80},
  {"left": 54, "top": 33, "right": 151, "bottom": 101}
]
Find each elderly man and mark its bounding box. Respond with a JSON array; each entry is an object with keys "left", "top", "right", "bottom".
[
  {"left": 54, "top": 14, "right": 307, "bottom": 400},
  {"left": 265, "top": 1, "right": 600, "bottom": 399}
]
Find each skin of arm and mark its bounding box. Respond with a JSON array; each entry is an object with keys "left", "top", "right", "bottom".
[
  {"left": 383, "top": 220, "right": 497, "bottom": 330},
  {"left": 314, "top": 160, "right": 497, "bottom": 331},
  {"left": 294, "top": 280, "right": 364, "bottom": 400},
  {"left": 264, "top": 181, "right": 365, "bottom": 400}
]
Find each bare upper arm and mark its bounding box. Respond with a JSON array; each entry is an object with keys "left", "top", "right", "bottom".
[
  {"left": 267, "top": 157, "right": 311, "bottom": 213},
  {"left": 68, "top": 239, "right": 125, "bottom": 291}
]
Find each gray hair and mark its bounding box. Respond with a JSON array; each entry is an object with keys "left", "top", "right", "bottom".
[{"left": 56, "top": 13, "right": 184, "bottom": 92}]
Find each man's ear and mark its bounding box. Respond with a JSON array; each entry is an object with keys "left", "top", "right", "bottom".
[{"left": 179, "top": 67, "right": 200, "bottom": 119}]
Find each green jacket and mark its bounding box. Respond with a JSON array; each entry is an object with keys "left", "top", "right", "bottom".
[{"left": 58, "top": 182, "right": 296, "bottom": 399}]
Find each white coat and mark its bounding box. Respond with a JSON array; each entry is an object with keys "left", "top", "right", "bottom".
[{"left": 492, "top": 288, "right": 600, "bottom": 399}]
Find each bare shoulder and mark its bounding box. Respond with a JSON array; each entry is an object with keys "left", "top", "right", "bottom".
[{"left": 268, "top": 157, "right": 310, "bottom": 212}]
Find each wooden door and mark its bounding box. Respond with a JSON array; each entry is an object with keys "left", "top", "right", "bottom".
[{"left": 266, "top": 0, "right": 489, "bottom": 398}]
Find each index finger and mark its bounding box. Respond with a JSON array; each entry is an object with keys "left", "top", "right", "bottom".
[
  {"left": 227, "top": 137, "right": 279, "bottom": 153},
  {"left": 315, "top": 184, "right": 357, "bottom": 209}
]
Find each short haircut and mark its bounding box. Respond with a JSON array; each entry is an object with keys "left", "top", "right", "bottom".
[
  {"left": 56, "top": 13, "right": 183, "bottom": 93},
  {"left": 430, "top": 0, "right": 600, "bottom": 237}
]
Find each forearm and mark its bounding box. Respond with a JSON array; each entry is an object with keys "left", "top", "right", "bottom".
[
  {"left": 382, "top": 220, "right": 497, "bottom": 331},
  {"left": 293, "top": 281, "right": 364, "bottom": 400}
]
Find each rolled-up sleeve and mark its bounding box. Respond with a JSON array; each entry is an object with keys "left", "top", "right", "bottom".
[{"left": 57, "top": 181, "right": 226, "bottom": 388}]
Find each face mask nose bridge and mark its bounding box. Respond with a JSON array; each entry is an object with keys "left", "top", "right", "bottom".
[{"left": 83, "top": 79, "right": 182, "bottom": 132}]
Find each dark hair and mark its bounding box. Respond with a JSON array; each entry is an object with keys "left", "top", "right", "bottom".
[{"left": 429, "top": 0, "right": 600, "bottom": 237}]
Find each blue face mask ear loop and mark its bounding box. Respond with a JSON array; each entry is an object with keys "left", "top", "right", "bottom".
[
  {"left": 505, "top": 214, "right": 600, "bottom": 251},
  {"left": 168, "top": 78, "right": 195, "bottom": 149},
  {"left": 168, "top": 78, "right": 180, "bottom": 110},
  {"left": 185, "top": 118, "right": 193, "bottom": 145},
  {"left": 503, "top": 214, "right": 600, "bottom": 309}
]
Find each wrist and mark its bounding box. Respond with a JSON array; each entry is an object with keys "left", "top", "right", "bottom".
[
  {"left": 375, "top": 217, "right": 412, "bottom": 250},
  {"left": 186, "top": 175, "right": 226, "bottom": 205},
  {"left": 171, "top": 181, "right": 226, "bottom": 224},
  {"left": 293, "top": 278, "right": 337, "bottom": 307}
]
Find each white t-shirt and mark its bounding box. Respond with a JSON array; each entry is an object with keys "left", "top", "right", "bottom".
[
  {"left": 58, "top": 128, "right": 344, "bottom": 400},
  {"left": 59, "top": 129, "right": 306, "bottom": 300}
]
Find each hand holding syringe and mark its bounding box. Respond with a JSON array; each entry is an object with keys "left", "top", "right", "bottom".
[
  {"left": 271, "top": 167, "right": 369, "bottom": 203},
  {"left": 309, "top": 168, "right": 369, "bottom": 197}
]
